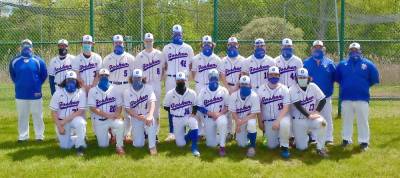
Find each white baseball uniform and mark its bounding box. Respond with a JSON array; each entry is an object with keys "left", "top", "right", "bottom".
[
  {"left": 274, "top": 55, "right": 303, "bottom": 88},
  {"left": 162, "top": 43, "right": 194, "bottom": 92},
  {"left": 123, "top": 84, "right": 157, "bottom": 149},
  {"left": 257, "top": 83, "right": 291, "bottom": 149},
  {"left": 48, "top": 54, "right": 74, "bottom": 88},
  {"left": 49, "top": 88, "right": 87, "bottom": 149},
  {"left": 72, "top": 53, "right": 102, "bottom": 86},
  {"left": 163, "top": 88, "right": 198, "bottom": 147},
  {"left": 228, "top": 90, "right": 260, "bottom": 147},
  {"left": 196, "top": 86, "right": 229, "bottom": 147},
  {"left": 221, "top": 55, "right": 246, "bottom": 92},
  {"left": 191, "top": 53, "right": 223, "bottom": 93},
  {"left": 88, "top": 85, "right": 124, "bottom": 148},
  {"left": 242, "top": 55, "right": 275, "bottom": 90},
  {"left": 289, "top": 83, "right": 327, "bottom": 150}
]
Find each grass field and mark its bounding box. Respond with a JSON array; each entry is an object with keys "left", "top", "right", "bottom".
[{"left": 0, "top": 84, "right": 399, "bottom": 178}]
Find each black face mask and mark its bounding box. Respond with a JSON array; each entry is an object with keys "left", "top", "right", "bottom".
[
  {"left": 58, "top": 48, "right": 68, "bottom": 57},
  {"left": 175, "top": 82, "right": 186, "bottom": 95}
]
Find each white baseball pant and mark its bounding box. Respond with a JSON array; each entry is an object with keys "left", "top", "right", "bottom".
[
  {"left": 264, "top": 116, "right": 291, "bottom": 149},
  {"left": 148, "top": 81, "right": 161, "bottom": 133},
  {"left": 55, "top": 116, "right": 87, "bottom": 149},
  {"left": 112, "top": 83, "right": 131, "bottom": 137},
  {"left": 94, "top": 118, "right": 124, "bottom": 148},
  {"left": 173, "top": 116, "right": 198, "bottom": 147},
  {"left": 292, "top": 117, "right": 327, "bottom": 150},
  {"left": 16, "top": 99, "right": 44, "bottom": 140},
  {"left": 341, "top": 100, "right": 370, "bottom": 144},
  {"left": 204, "top": 115, "right": 228, "bottom": 147},
  {"left": 131, "top": 117, "right": 157, "bottom": 149},
  {"left": 310, "top": 97, "right": 334, "bottom": 142},
  {"left": 236, "top": 119, "right": 257, "bottom": 147}
]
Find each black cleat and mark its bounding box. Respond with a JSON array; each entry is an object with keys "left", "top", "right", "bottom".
[
  {"left": 341, "top": 140, "right": 350, "bottom": 148},
  {"left": 360, "top": 143, "right": 369, "bottom": 151},
  {"left": 77, "top": 146, "right": 85, "bottom": 156},
  {"left": 317, "top": 148, "right": 329, "bottom": 158}
]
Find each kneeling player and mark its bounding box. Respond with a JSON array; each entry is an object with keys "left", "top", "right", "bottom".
[
  {"left": 197, "top": 69, "right": 229, "bottom": 156},
  {"left": 88, "top": 69, "right": 125, "bottom": 155},
  {"left": 124, "top": 69, "right": 158, "bottom": 155},
  {"left": 163, "top": 72, "right": 200, "bottom": 157},
  {"left": 289, "top": 68, "right": 328, "bottom": 157},
  {"left": 258, "top": 66, "right": 291, "bottom": 158},
  {"left": 229, "top": 75, "right": 260, "bottom": 157},
  {"left": 49, "top": 71, "right": 87, "bottom": 156}
]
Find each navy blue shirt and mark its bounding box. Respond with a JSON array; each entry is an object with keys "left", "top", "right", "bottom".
[
  {"left": 335, "top": 57, "right": 379, "bottom": 102},
  {"left": 304, "top": 56, "right": 336, "bottom": 98}
]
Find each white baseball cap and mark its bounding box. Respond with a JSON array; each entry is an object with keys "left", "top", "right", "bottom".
[
  {"left": 65, "top": 71, "right": 77, "bottom": 79},
  {"left": 282, "top": 38, "right": 292, "bottom": 46},
  {"left": 297, "top": 68, "right": 309, "bottom": 78},
  {"left": 254, "top": 38, "right": 265, "bottom": 46},
  {"left": 202, "top": 35, "right": 213, "bottom": 43},
  {"left": 21, "top": 39, "right": 33, "bottom": 46},
  {"left": 312, "top": 40, "right": 324, "bottom": 47},
  {"left": 82, "top": 35, "right": 93, "bottom": 43},
  {"left": 239, "top": 75, "right": 251, "bottom": 85},
  {"left": 58, "top": 39, "right": 69, "bottom": 46},
  {"left": 144, "top": 33, "right": 154, "bottom": 40},
  {"left": 176, "top": 72, "right": 187, "bottom": 81},
  {"left": 113, "top": 35, "right": 124, "bottom": 42},
  {"left": 228, "top": 37, "right": 238, "bottom": 43},
  {"left": 172, "top": 24, "right": 183, "bottom": 33},
  {"left": 99, "top": 68, "right": 110, "bottom": 75},
  {"left": 268, "top": 66, "right": 280, "bottom": 74},
  {"left": 208, "top": 69, "right": 219, "bottom": 79},
  {"left": 349, "top": 42, "right": 361, "bottom": 50},
  {"left": 132, "top": 69, "right": 143, "bottom": 78}
]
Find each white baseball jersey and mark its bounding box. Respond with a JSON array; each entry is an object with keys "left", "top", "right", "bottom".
[
  {"left": 289, "top": 83, "right": 325, "bottom": 119},
  {"left": 102, "top": 52, "right": 135, "bottom": 83},
  {"left": 134, "top": 49, "right": 165, "bottom": 84},
  {"left": 123, "top": 84, "right": 156, "bottom": 116},
  {"left": 72, "top": 53, "right": 102, "bottom": 86},
  {"left": 162, "top": 43, "right": 194, "bottom": 76},
  {"left": 87, "top": 85, "right": 122, "bottom": 119},
  {"left": 257, "top": 83, "right": 290, "bottom": 121},
  {"left": 196, "top": 86, "right": 229, "bottom": 113},
  {"left": 163, "top": 88, "right": 197, "bottom": 117},
  {"left": 228, "top": 90, "right": 260, "bottom": 118},
  {"left": 242, "top": 55, "right": 275, "bottom": 88},
  {"left": 49, "top": 89, "right": 86, "bottom": 119},
  {"left": 274, "top": 55, "right": 303, "bottom": 88},
  {"left": 221, "top": 55, "right": 246, "bottom": 85},
  {"left": 191, "top": 53, "right": 223, "bottom": 86},
  {"left": 48, "top": 54, "right": 74, "bottom": 85}
]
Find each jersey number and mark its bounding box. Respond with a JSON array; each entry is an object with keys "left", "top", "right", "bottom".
[
  {"left": 157, "top": 68, "right": 160, "bottom": 75},
  {"left": 110, "top": 105, "right": 116, "bottom": 112},
  {"left": 290, "top": 73, "right": 295, "bottom": 80},
  {"left": 184, "top": 108, "right": 190, "bottom": 115},
  {"left": 180, "top": 60, "right": 186, "bottom": 67},
  {"left": 264, "top": 72, "right": 267, "bottom": 79},
  {"left": 309, "top": 104, "right": 314, "bottom": 111},
  {"left": 278, "top": 103, "right": 283, "bottom": 110},
  {"left": 124, "top": 70, "right": 128, "bottom": 77}
]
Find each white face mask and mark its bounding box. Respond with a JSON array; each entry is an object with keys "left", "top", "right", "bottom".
[{"left": 298, "top": 78, "right": 308, "bottom": 88}]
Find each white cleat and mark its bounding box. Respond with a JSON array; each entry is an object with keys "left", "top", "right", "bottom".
[{"left": 164, "top": 133, "right": 175, "bottom": 142}]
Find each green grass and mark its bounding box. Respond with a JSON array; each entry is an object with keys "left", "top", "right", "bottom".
[{"left": 0, "top": 84, "right": 399, "bottom": 178}]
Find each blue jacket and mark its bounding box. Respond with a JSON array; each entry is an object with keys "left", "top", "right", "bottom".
[
  {"left": 9, "top": 55, "right": 48, "bottom": 100},
  {"left": 335, "top": 57, "right": 379, "bottom": 102},
  {"left": 303, "top": 56, "right": 336, "bottom": 98}
]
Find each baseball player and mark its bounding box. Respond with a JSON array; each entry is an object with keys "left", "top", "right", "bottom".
[
  {"left": 162, "top": 24, "right": 195, "bottom": 141},
  {"left": 242, "top": 38, "right": 275, "bottom": 91},
  {"left": 163, "top": 72, "right": 200, "bottom": 157},
  {"left": 124, "top": 69, "right": 158, "bottom": 155},
  {"left": 196, "top": 69, "right": 229, "bottom": 156},
  {"left": 257, "top": 66, "right": 291, "bottom": 158},
  {"left": 274, "top": 38, "right": 303, "bottom": 88},
  {"left": 48, "top": 39, "right": 74, "bottom": 95},
  {"left": 87, "top": 68, "right": 125, "bottom": 155},
  {"left": 102, "top": 34, "right": 135, "bottom": 142},
  {"left": 49, "top": 71, "right": 87, "bottom": 156},
  {"left": 336, "top": 43, "right": 379, "bottom": 151},
  {"left": 229, "top": 75, "right": 260, "bottom": 157},
  {"left": 289, "top": 68, "right": 328, "bottom": 157}
]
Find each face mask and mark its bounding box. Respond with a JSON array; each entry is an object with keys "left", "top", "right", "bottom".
[
  {"left": 312, "top": 49, "right": 324, "bottom": 60},
  {"left": 297, "top": 78, "right": 308, "bottom": 88},
  {"left": 208, "top": 77, "right": 219, "bottom": 91},
  {"left": 145, "top": 43, "right": 153, "bottom": 49},
  {"left": 268, "top": 77, "right": 280, "bottom": 84},
  {"left": 82, "top": 44, "right": 92, "bottom": 53},
  {"left": 21, "top": 47, "right": 33, "bottom": 58},
  {"left": 239, "top": 86, "right": 251, "bottom": 98},
  {"left": 114, "top": 45, "right": 124, "bottom": 55},
  {"left": 175, "top": 82, "right": 186, "bottom": 95},
  {"left": 132, "top": 79, "right": 143, "bottom": 91},
  {"left": 172, "top": 33, "right": 183, "bottom": 45},
  {"left": 349, "top": 51, "right": 361, "bottom": 61},
  {"left": 58, "top": 48, "right": 68, "bottom": 57},
  {"left": 281, "top": 48, "right": 293, "bottom": 60},
  {"left": 98, "top": 76, "right": 109, "bottom": 91},
  {"left": 65, "top": 80, "right": 77, "bottom": 93},
  {"left": 227, "top": 46, "right": 239, "bottom": 58},
  {"left": 254, "top": 47, "right": 265, "bottom": 59},
  {"left": 202, "top": 44, "right": 213, "bottom": 57}
]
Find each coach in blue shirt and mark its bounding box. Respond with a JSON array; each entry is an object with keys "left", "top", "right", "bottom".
[
  {"left": 9, "top": 39, "right": 48, "bottom": 142},
  {"left": 303, "top": 40, "right": 336, "bottom": 145},
  {"left": 336, "top": 42, "right": 379, "bottom": 151}
]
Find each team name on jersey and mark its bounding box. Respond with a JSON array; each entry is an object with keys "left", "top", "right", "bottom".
[
  {"left": 199, "top": 63, "right": 217, "bottom": 72},
  {"left": 54, "top": 65, "right": 72, "bottom": 74},
  {"left": 79, "top": 63, "right": 97, "bottom": 72},
  {"left": 109, "top": 63, "right": 129, "bottom": 72},
  {"left": 168, "top": 52, "right": 188, "bottom": 61},
  {"left": 300, "top": 96, "right": 314, "bottom": 105},
  {"left": 261, "top": 95, "right": 284, "bottom": 105},
  {"left": 96, "top": 96, "right": 116, "bottom": 107},
  {"left": 171, "top": 100, "right": 192, "bottom": 110},
  {"left": 236, "top": 105, "right": 251, "bottom": 114},
  {"left": 143, "top": 60, "right": 161, "bottom": 71},
  {"left": 59, "top": 100, "right": 79, "bottom": 109},
  {"left": 225, "top": 66, "right": 241, "bottom": 76},
  {"left": 279, "top": 66, "right": 297, "bottom": 74},
  {"left": 129, "top": 95, "right": 148, "bottom": 108},
  {"left": 249, "top": 65, "right": 270, "bottom": 74},
  {"left": 204, "top": 96, "right": 223, "bottom": 107}
]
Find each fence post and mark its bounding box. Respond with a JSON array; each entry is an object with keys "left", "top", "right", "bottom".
[
  {"left": 89, "top": 0, "right": 94, "bottom": 41},
  {"left": 212, "top": 0, "right": 219, "bottom": 42},
  {"left": 338, "top": 0, "right": 345, "bottom": 117}
]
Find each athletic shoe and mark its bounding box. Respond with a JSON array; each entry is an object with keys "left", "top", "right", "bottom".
[
  {"left": 246, "top": 147, "right": 256, "bottom": 157},
  {"left": 360, "top": 143, "right": 369, "bottom": 152},
  {"left": 226, "top": 133, "right": 234, "bottom": 141},
  {"left": 77, "top": 146, "right": 85, "bottom": 156},
  {"left": 325, "top": 141, "right": 334, "bottom": 146},
  {"left": 17, "top": 139, "right": 27, "bottom": 143},
  {"left": 192, "top": 150, "right": 200, "bottom": 157},
  {"left": 219, "top": 147, "right": 226, "bottom": 157},
  {"left": 116, "top": 147, "right": 125, "bottom": 155},
  {"left": 36, "top": 139, "right": 43, "bottom": 142},
  {"left": 289, "top": 137, "right": 296, "bottom": 148},
  {"left": 280, "top": 147, "right": 290, "bottom": 159},
  {"left": 165, "top": 133, "right": 175, "bottom": 142},
  {"left": 150, "top": 147, "right": 157, "bottom": 155},
  {"left": 341, "top": 140, "right": 350, "bottom": 148},
  {"left": 316, "top": 148, "right": 329, "bottom": 158}
]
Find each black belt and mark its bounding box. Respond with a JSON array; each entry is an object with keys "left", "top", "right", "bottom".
[
  {"left": 172, "top": 115, "right": 184, "bottom": 118},
  {"left": 292, "top": 117, "right": 306, "bottom": 120},
  {"left": 167, "top": 75, "right": 176, "bottom": 77},
  {"left": 98, "top": 118, "right": 107, "bottom": 121},
  {"left": 266, "top": 119, "right": 276, "bottom": 122},
  {"left": 227, "top": 82, "right": 235, "bottom": 86},
  {"left": 109, "top": 81, "right": 128, "bottom": 85}
]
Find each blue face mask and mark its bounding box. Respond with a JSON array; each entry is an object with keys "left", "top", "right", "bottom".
[
  {"left": 268, "top": 77, "right": 280, "bottom": 84},
  {"left": 65, "top": 80, "right": 77, "bottom": 93},
  {"left": 227, "top": 46, "right": 239, "bottom": 58},
  {"left": 21, "top": 47, "right": 33, "bottom": 58},
  {"left": 114, "top": 45, "right": 124, "bottom": 55},
  {"left": 349, "top": 51, "right": 362, "bottom": 61},
  {"left": 240, "top": 86, "right": 251, "bottom": 99},
  {"left": 254, "top": 47, "right": 265, "bottom": 59},
  {"left": 132, "top": 79, "right": 143, "bottom": 91},
  {"left": 312, "top": 49, "right": 324, "bottom": 60},
  {"left": 281, "top": 48, "right": 293, "bottom": 60},
  {"left": 172, "top": 33, "right": 183, "bottom": 45},
  {"left": 202, "top": 44, "right": 213, "bottom": 57},
  {"left": 98, "top": 76, "right": 110, "bottom": 91},
  {"left": 208, "top": 77, "right": 219, "bottom": 91},
  {"left": 82, "top": 44, "right": 92, "bottom": 53}
]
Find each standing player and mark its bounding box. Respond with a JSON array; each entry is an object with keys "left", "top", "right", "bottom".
[
  {"left": 274, "top": 38, "right": 303, "bottom": 88},
  {"left": 162, "top": 24, "right": 195, "bottom": 141},
  {"left": 196, "top": 69, "right": 229, "bottom": 156},
  {"left": 163, "top": 72, "right": 200, "bottom": 157},
  {"left": 229, "top": 75, "right": 260, "bottom": 157},
  {"left": 289, "top": 68, "right": 328, "bottom": 157},
  {"left": 102, "top": 34, "right": 135, "bottom": 142},
  {"left": 49, "top": 71, "right": 87, "bottom": 156},
  {"left": 88, "top": 69, "right": 125, "bottom": 155},
  {"left": 48, "top": 39, "right": 74, "bottom": 95},
  {"left": 257, "top": 66, "right": 291, "bottom": 158},
  {"left": 124, "top": 69, "right": 158, "bottom": 155}
]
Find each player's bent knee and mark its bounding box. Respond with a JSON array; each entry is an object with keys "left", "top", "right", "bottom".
[
  {"left": 188, "top": 117, "right": 199, "bottom": 130},
  {"left": 247, "top": 119, "right": 257, "bottom": 133}
]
